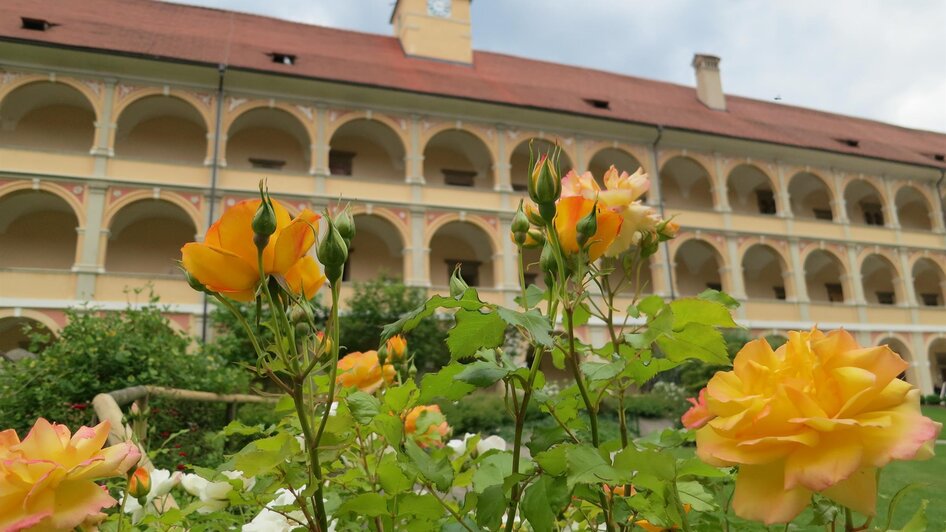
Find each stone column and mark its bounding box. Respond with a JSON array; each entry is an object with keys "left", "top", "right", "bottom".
[
  {"left": 406, "top": 209, "right": 429, "bottom": 287},
  {"left": 844, "top": 245, "right": 868, "bottom": 321},
  {"left": 832, "top": 171, "right": 849, "bottom": 223},
  {"left": 775, "top": 162, "right": 793, "bottom": 218},
  {"left": 724, "top": 235, "right": 746, "bottom": 300},
  {"left": 788, "top": 239, "right": 809, "bottom": 302},
  {"left": 90, "top": 80, "right": 116, "bottom": 176},
  {"left": 313, "top": 105, "right": 330, "bottom": 194},
  {"left": 406, "top": 115, "right": 425, "bottom": 184},
  {"left": 713, "top": 154, "right": 731, "bottom": 212},
  {"left": 883, "top": 178, "right": 900, "bottom": 229},
  {"left": 910, "top": 332, "right": 935, "bottom": 394},
  {"left": 494, "top": 125, "right": 512, "bottom": 193},
  {"left": 74, "top": 182, "right": 109, "bottom": 300},
  {"left": 897, "top": 247, "right": 917, "bottom": 307}
]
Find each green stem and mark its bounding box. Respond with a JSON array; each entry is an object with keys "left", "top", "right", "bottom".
[
  {"left": 214, "top": 295, "right": 266, "bottom": 359},
  {"left": 291, "top": 383, "right": 323, "bottom": 531},
  {"left": 844, "top": 507, "right": 854, "bottom": 532},
  {"left": 116, "top": 485, "right": 129, "bottom": 531}
]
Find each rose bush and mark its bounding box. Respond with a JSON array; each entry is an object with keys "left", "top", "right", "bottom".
[{"left": 4, "top": 147, "right": 940, "bottom": 531}]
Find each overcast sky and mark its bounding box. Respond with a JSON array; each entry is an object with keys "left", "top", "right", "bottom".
[{"left": 166, "top": 0, "right": 946, "bottom": 133}]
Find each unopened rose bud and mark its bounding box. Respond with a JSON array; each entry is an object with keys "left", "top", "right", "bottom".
[
  {"left": 317, "top": 217, "right": 348, "bottom": 283},
  {"left": 185, "top": 271, "right": 211, "bottom": 294},
  {"left": 449, "top": 266, "right": 469, "bottom": 298},
  {"left": 527, "top": 141, "right": 562, "bottom": 209},
  {"left": 335, "top": 209, "right": 356, "bottom": 246},
  {"left": 252, "top": 181, "right": 278, "bottom": 251},
  {"left": 511, "top": 201, "right": 530, "bottom": 235},
  {"left": 385, "top": 335, "right": 407, "bottom": 360},
  {"left": 576, "top": 201, "right": 599, "bottom": 249},
  {"left": 524, "top": 201, "right": 545, "bottom": 226},
  {"left": 295, "top": 321, "right": 311, "bottom": 337},
  {"left": 128, "top": 466, "right": 151, "bottom": 501},
  {"left": 658, "top": 219, "right": 680, "bottom": 241},
  {"left": 523, "top": 229, "right": 545, "bottom": 249},
  {"left": 540, "top": 240, "right": 557, "bottom": 284}
]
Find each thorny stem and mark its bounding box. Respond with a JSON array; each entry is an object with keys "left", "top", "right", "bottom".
[{"left": 424, "top": 481, "right": 474, "bottom": 531}]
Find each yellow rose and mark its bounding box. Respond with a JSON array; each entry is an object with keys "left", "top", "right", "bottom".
[
  {"left": 384, "top": 335, "right": 408, "bottom": 360},
  {"left": 404, "top": 405, "right": 450, "bottom": 448},
  {"left": 696, "top": 329, "right": 942, "bottom": 524},
  {"left": 336, "top": 350, "right": 395, "bottom": 393},
  {"left": 181, "top": 199, "right": 325, "bottom": 301},
  {"left": 553, "top": 196, "right": 622, "bottom": 261},
  {"left": 0, "top": 418, "right": 141, "bottom": 531}
]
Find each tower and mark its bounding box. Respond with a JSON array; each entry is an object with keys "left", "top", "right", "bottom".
[{"left": 391, "top": 0, "right": 473, "bottom": 64}]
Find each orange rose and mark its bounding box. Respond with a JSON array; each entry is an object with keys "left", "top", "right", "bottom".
[
  {"left": 336, "top": 351, "right": 395, "bottom": 393},
  {"left": 696, "top": 328, "right": 942, "bottom": 524},
  {"left": 384, "top": 335, "right": 407, "bottom": 360},
  {"left": 181, "top": 199, "right": 325, "bottom": 301},
  {"left": 0, "top": 419, "right": 140, "bottom": 531},
  {"left": 404, "top": 405, "right": 450, "bottom": 448},
  {"left": 553, "top": 196, "right": 622, "bottom": 261},
  {"left": 681, "top": 388, "right": 714, "bottom": 429}
]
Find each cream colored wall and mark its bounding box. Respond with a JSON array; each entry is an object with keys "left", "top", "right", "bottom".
[
  {"left": 227, "top": 127, "right": 307, "bottom": 173},
  {"left": 429, "top": 231, "right": 494, "bottom": 287},
  {"left": 896, "top": 187, "right": 933, "bottom": 230},
  {"left": 804, "top": 251, "right": 846, "bottom": 303},
  {"left": 116, "top": 116, "right": 206, "bottom": 163},
  {"left": 0, "top": 105, "right": 95, "bottom": 153},
  {"left": 394, "top": 0, "right": 472, "bottom": 64},
  {"left": 0, "top": 210, "right": 77, "bottom": 269},
  {"left": 789, "top": 172, "right": 833, "bottom": 219},
  {"left": 861, "top": 255, "right": 898, "bottom": 304},
  {"left": 348, "top": 226, "right": 403, "bottom": 281},
  {"left": 674, "top": 241, "right": 722, "bottom": 296},
  {"left": 661, "top": 157, "right": 714, "bottom": 210},
  {"left": 727, "top": 165, "right": 774, "bottom": 215},
  {"left": 331, "top": 136, "right": 401, "bottom": 180},
  {"left": 742, "top": 245, "right": 785, "bottom": 300}
]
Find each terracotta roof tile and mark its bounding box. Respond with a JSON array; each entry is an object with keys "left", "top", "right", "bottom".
[{"left": 2, "top": 0, "right": 944, "bottom": 169}]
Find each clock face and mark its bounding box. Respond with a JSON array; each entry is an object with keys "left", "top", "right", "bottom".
[{"left": 427, "top": 0, "right": 451, "bottom": 18}]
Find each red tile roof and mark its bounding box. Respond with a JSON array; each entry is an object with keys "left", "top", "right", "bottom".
[{"left": 2, "top": 0, "right": 944, "bottom": 169}]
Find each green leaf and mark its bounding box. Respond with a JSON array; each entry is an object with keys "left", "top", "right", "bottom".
[
  {"left": 346, "top": 391, "right": 380, "bottom": 424},
  {"left": 580, "top": 359, "right": 625, "bottom": 382},
  {"left": 372, "top": 412, "right": 403, "bottom": 447},
  {"left": 222, "top": 420, "right": 262, "bottom": 436},
  {"left": 231, "top": 432, "right": 300, "bottom": 476},
  {"left": 638, "top": 295, "right": 664, "bottom": 316},
  {"left": 404, "top": 439, "right": 453, "bottom": 491},
  {"left": 883, "top": 483, "right": 925, "bottom": 531},
  {"left": 698, "top": 288, "right": 740, "bottom": 309},
  {"left": 675, "top": 457, "right": 728, "bottom": 479},
  {"left": 656, "top": 322, "right": 729, "bottom": 365},
  {"left": 418, "top": 363, "right": 476, "bottom": 402},
  {"left": 472, "top": 452, "right": 514, "bottom": 493},
  {"left": 894, "top": 499, "right": 928, "bottom": 532},
  {"left": 454, "top": 360, "right": 512, "bottom": 388},
  {"left": 676, "top": 480, "right": 716, "bottom": 512},
  {"left": 383, "top": 380, "right": 417, "bottom": 413},
  {"left": 381, "top": 293, "right": 491, "bottom": 341},
  {"left": 378, "top": 453, "right": 412, "bottom": 494},
  {"left": 572, "top": 303, "right": 591, "bottom": 327},
  {"left": 338, "top": 493, "right": 388, "bottom": 517},
  {"left": 515, "top": 284, "right": 546, "bottom": 308},
  {"left": 447, "top": 309, "right": 506, "bottom": 360},
  {"left": 475, "top": 485, "right": 507, "bottom": 529},
  {"left": 497, "top": 307, "right": 553, "bottom": 346},
  {"left": 563, "top": 444, "right": 629, "bottom": 488},
  {"left": 398, "top": 493, "right": 442, "bottom": 519},
  {"left": 669, "top": 299, "right": 738, "bottom": 328},
  {"left": 521, "top": 475, "right": 568, "bottom": 531}
]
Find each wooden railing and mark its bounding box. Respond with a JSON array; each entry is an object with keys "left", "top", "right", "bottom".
[{"left": 92, "top": 385, "right": 276, "bottom": 470}]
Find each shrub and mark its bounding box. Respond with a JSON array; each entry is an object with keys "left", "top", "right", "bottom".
[
  {"left": 625, "top": 382, "right": 690, "bottom": 420},
  {"left": 921, "top": 394, "right": 943, "bottom": 405},
  {"left": 0, "top": 298, "right": 250, "bottom": 468},
  {"left": 340, "top": 274, "right": 449, "bottom": 373}
]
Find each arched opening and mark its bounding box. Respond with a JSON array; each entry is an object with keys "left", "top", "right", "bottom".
[
  {"left": 660, "top": 156, "right": 713, "bottom": 210},
  {"left": 105, "top": 200, "right": 196, "bottom": 275},
  {"left": 895, "top": 186, "right": 932, "bottom": 231},
  {"left": 879, "top": 337, "right": 916, "bottom": 385},
  {"left": 345, "top": 214, "right": 405, "bottom": 282},
  {"left": 114, "top": 96, "right": 207, "bottom": 164},
  {"left": 227, "top": 108, "right": 309, "bottom": 173},
  {"left": 673, "top": 240, "right": 724, "bottom": 296},
  {"left": 0, "top": 82, "right": 95, "bottom": 152},
  {"left": 861, "top": 254, "right": 900, "bottom": 305},
  {"left": 929, "top": 338, "right": 946, "bottom": 392},
  {"left": 0, "top": 190, "right": 79, "bottom": 269},
  {"left": 727, "top": 165, "right": 776, "bottom": 215},
  {"left": 510, "top": 139, "right": 574, "bottom": 192},
  {"left": 588, "top": 148, "right": 643, "bottom": 193},
  {"left": 913, "top": 258, "right": 945, "bottom": 307},
  {"left": 804, "top": 250, "right": 847, "bottom": 303},
  {"left": 328, "top": 119, "right": 405, "bottom": 180},
  {"left": 423, "top": 130, "right": 493, "bottom": 189},
  {"left": 789, "top": 172, "right": 834, "bottom": 221},
  {"left": 429, "top": 222, "right": 495, "bottom": 288},
  {"left": 742, "top": 244, "right": 788, "bottom": 300},
  {"left": 0, "top": 317, "right": 53, "bottom": 360},
  {"left": 845, "top": 180, "right": 885, "bottom": 226}
]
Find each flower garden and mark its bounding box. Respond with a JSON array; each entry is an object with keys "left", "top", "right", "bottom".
[{"left": 0, "top": 145, "right": 942, "bottom": 531}]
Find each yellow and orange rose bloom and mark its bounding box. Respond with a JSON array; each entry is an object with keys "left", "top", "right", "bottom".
[
  {"left": 556, "top": 166, "right": 664, "bottom": 259},
  {"left": 181, "top": 199, "right": 325, "bottom": 301},
  {"left": 404, "top": 405, "right": 450, "bottom": 448},
  {"left": 0, "top": 418, "right": 141, "bottom": 531},
  {"left": 336, "top": 350, "right": 395, "bottom": 393},
  {"left": 384, "top": 335, "right": 407, "bottom": 360},
  {"left": 695, "top": 328, "right": 941, "bottom": 524}
]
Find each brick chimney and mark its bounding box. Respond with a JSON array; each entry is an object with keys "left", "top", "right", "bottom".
[{"left": 692, "top": 54, "right": 726, "bottom": 111}]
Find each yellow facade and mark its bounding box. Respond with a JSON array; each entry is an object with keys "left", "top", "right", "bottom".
[{"left": 0, "top": 6, "right": 945, "bottom": 394}]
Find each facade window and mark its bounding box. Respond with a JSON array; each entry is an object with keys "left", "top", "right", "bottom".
[
  {"left": 249, "top": 157, "right": 286, "bottom": 170},
  {"left": 920, "top": 293, "right": 939, "bottom": 306},
  {"left": 876, "top": 291, "right": 895, "bottom": 305},
  {"left": 342, "top": 252, "right": 352, "bottom": 282},
  {"left": 442, "top": 169, "right": 477, "bottom": 187},
  {"left": 512, "top": 183, "right": 528, "bottom": 192},
  {"left": 773, "top": 286, "right": 786, "bottom": 300},
  {"left": 813, "top": 208, "right": 833, "bottom": 220},
  {"left": 862, "top": 203, "right": 884, "bottom": 226},
  {"left": 706, "top": 282, "right": 722, "bottom": 291},
  {"left": 524, "top": 272, "right": 538, "bottom": 286},
  {"left": 825, "top": 283, "right": 844, "bottom": 303},
  {"left": 756, "top": 189, "right": 777, "bottom": 215},
  {"left": 447, "top": 260, "right": 480, "bottom": 287},
  {"left": 329, "top": 150, "right": 355, "bottom": 176}
]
